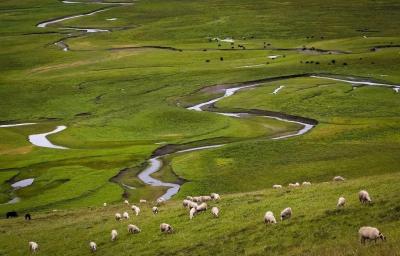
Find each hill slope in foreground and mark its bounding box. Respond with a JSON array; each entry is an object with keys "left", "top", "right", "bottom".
[{"left": 0, "top": 0, "right": 399, "bottom": 255}]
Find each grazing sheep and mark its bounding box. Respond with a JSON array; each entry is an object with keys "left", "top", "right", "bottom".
[
  {"left": 272, "top": 185, "right": 282, "bottom": 189},
  {"left": 89, "top": 241, "right": 97, "bottom": 252},
  {"left": 123, "top": 212, "right": 130, "bottom": 219},
  {"left": 337, "top": 197, "right": 346, "bottom": 207},
  {"left": 115, "top": 213, "right": 122, "bottom": 221},
  {"left": 333, "top": 176, "right": 345, "bottom": 182},
  {"left": 210, "top": 193, "right": 220, "bottom": 200},
  {"left": 187, "top": 201, "right": 198, "bottom": 210},
  {"left": 131, "top": 205, "right": 140, "bottom": 216},
  {"left": 359, "top": 227, "right": 385, "bottom": 244},
  {"left": 139, "top": 199, "right": 147, "bottom": 204},
  {"left": 196, "top": 202, "right": 208, "bottom": 212},
  {"left": 160, "top": 223, "right": 173, "bottom": 234},
  {"left": 111, "top": 230, "right": 118, "bottom": 241},
  {"left": 152, "top": 206, "right": 159, "bottom": 214},
  {"left": 182, "top": 199, "right": 191, "bottom": 207},
  {"left": 103, "top": 203, "right": 107, "bottom": 207},
  {"left": 211, "top": 207, "right": 219, "bottom": 218},
  {"left": 302, "top": 181, "right": 311, "bottom": 186},
  {"left": 200, "top": 195, "right": 212, "bottom": 202},
  {"left": 186, "top": 196, "right": 193, "bottom": 201},
  {"left": 6, "top": 211, "right": 18, "bottom": 218},
  {"left": 29, "top": 241, "right": 39, "bottom": 253},
  {"left": 280, "top": 207, "right": 292, "bottom": 221},
  {"left": 128, "top": 224, "right": 141, "bottom": 234},
  {"left": 157, "top": 197, "right": 166, "bottom": 205},
  {"left": 288, "top": 182, "right": 300, "bottom": 187},
  {"left": 264, "top": 211, "right": 277, "bottom": 224},
  {"left": 359, "top": 190, "right": 372, "bottom": 204},
  {"left": 124, "top": 200, "right": 129, "bottom": 205},
  {"left": 192, "top": 196, "right": 202, "bottom": 203},
  {"left": 189, "top": 207, "right": 197, "bottom": 220}
]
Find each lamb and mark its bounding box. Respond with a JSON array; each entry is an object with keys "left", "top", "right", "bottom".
[
  {"left": 115, "top": 213, "right": 122, "bottom": 221},
  {"left": 264, "top": 211, "right": 277, "bottom": 224},
  {"left": 152, "top": 206, "right": 159, "bottom": 214},
  {"left": 124, "top": 199, "right": 129, "bottom": 205},
  {"left": 189, "top": 207, "right": 197, "bottom": 220},
  {"left": 302, "top": 181, "right": 311, "bottom": 186},
  {"left": 288, "top": 182, "right": 300, "bottom": 187},
  {"left": 111, "top": 229, "right": 118, "bottom": 241},
  {"left": 192, "top": 196, "right": 202, "bottom": 203},
  {"left": 280, "top": 207, "right": 292, "bottom": 221},
  {"left": 337, "top": 197, "right": 346, "bottom": 207},
  {"left": 210, "top": 193, "right": 220, "bottom": 200},
  {"left": 122, "top": 212, "right": 130, "bottom": 219},
  {"left": 128, "top": 224, "right": 141, "bottom": 234},
  {"left": 139, "top": 199, "right": 147, "bottom": 204},
  {"left": 89, "top": 241, "right": 97, "bottom": 252},
  {"left": 359, "top": 227, "right": 385, "bottom": 244},
  {"left": 29, "top": 241, "right": 39, "bottom": 253},
  {"left": 196, "top": 202, "right": 208, "bottom": 212},
  {"left": 272, "top": 184, "right": 282, "bottom": 189},
  {"left": 333, "top": 176, "right": 345, "bottom": 182},
  {"left": 160, "top": 223, "right": 173, "bottom": 234},
  {"left": 359, "top": 190, "right": 372, "bottom": 204},
  {"left": 211, "top": 207, "right": 219, "bottom": 218},
  {"left": 131, "top": 205, "right": 140, "bottom": 216}
]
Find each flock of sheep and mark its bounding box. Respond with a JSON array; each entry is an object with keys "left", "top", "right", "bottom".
[
  {"left": 268, "top": 176, "right": 386, "bottom": 245},
  {"left": 27, "top": 176, "right": 386, "bottom": 253}
]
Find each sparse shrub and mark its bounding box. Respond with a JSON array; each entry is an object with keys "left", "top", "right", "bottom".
[
  {"left": 206, "top": 59, "right": 210, "bottom": 63},
  {"left": 331, "top": 60, "right": 336, "bottom": 64}
]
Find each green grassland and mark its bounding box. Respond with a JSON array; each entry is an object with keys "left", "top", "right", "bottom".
[{"left": 0, "top": 0, "right": 400, "bottom": 254}]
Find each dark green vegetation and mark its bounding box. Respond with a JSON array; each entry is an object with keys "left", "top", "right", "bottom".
[{"left": 0, "top": 0, "right": 399, "bottom": 254}]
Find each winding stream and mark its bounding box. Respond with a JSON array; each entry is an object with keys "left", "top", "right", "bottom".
[{"left": 29, "top": 125, "right": 68, "bottom": 149}]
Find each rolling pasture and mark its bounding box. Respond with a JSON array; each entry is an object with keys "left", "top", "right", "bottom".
[{"left": 0, "top": 0, "right": 399, "bottom": 254}]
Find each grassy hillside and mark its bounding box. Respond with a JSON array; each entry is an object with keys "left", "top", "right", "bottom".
[{"left": 0, "top": 0, "right": 399, "bottom": 254}]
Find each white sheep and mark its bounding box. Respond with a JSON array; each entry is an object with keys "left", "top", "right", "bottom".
[
  {"left": 187, "top": 201, "right": 198, "bottom": 210},
  {"left": 192, "top": 196, "right": 202, "bottom": 202},
  {"left": 272, "top": 185, "right": 282, "bottom": 189},
  {"left": 189, "top": 207, "right": 197, "bottom": 220},
  {"left": 359, "top": 226, "right": 385, "bottom": 244},
  {"left": 211, "top": 207, "right": 219, "bottom": 218},
  {"left": 182, "top": 199, "right": 191, "bottom": 207},
  {"left": 89, "top": 241, "right": 97, "bottom": 252},
  {"left": 103, "top": 203, "right": 107, "bottom": 207},
  {"left": 264, "top": 211, "right": 277, "bottom": 224},
  {"left": 139, "top": 199, "right": 147, "bottom": 204},
  {"left": 280, "top": 207, "right": 292, "bottom": 221},
  {"left": 160, "top": 223, "right": 173, "bottom": 234},
  {"left": 186, "top": 196, "right": 193, "bottom": 201},
  {"left": 123, "top": 211, "right": 130, "bottom": 219},
  {"left": 200, "top": 195, "right": 212, "bottom": 202},
  {"left": 131, "top": 205, "right": 140, "bottom": 216},
  {"left": 210, "top": 193, "right": 220, "bottom": 200},
  {"left": 124, "top": 199, "right": 129, "bottom": 205},
  {"left": 152, "top": 206, "right": 159, "bottom": 214},
  {"left": 333, "top": 176, "right": 345, "bottom": 182},
  {"left": 29, "top": 241, "right": 39, "bottom": 253},
  {"left": 196, "top": 202, "right": 208, "bottom": 212},
  {"left": 111, "top": 229, "right": 118, "bottom": 241},
  {"left": 337, "top": 197, "right": 346, "bottom": 207},
  {"left": 359, "top": 190, "right": 372, "bottom": 204},
  {"left": 115, "top": 213, "right": 122, "bottom": 221},
  {"left": 302, "top": 181, "right": 311, "bottom": 186},
  {"left": 128, "top": 224, "right": 141, "bottom": 234},
  {"left": 288, "top": 182, "right": 300, "bottom": 187}
]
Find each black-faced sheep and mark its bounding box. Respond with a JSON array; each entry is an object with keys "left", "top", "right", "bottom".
[
  {"left": 160, "top": 223, "right": 173, "bottom": 234},
  {"left": 280, "top": 207, "right": 292, "bottom": 221},
  {"left": 264, "top": 211, "right": 277, "bottom": 224}
]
